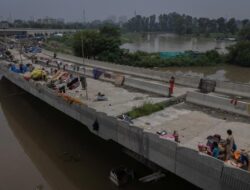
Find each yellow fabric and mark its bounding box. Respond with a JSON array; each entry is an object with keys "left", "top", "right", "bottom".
[{"left": 31, "top": 69, "right": 46, "bottom": 80}]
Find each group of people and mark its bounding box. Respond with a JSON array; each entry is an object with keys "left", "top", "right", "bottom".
[{"left": 199, "top": 129, "right": 249, "bottom": 170}]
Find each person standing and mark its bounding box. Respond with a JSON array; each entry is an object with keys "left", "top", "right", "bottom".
[
  {"left": 226, "top": 129, "right": 235, "bottom": 160},
  {"left": 168, "top": 76, "right": 175, "bottom": 97}
]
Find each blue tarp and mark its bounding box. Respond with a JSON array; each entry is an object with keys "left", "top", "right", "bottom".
[
  {"left": 93, "top": 68, "right": 104, "bottom": 79},
  {"left": 160, "top": 52, "right": 185, "bottom": 59},
  {"left": 10, "top": 65, "right": 28, "bottom": 73}
]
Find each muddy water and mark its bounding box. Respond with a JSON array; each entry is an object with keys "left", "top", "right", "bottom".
[
  {"left": 0, "top": 78, "right": 200, "bottom": 190},
  {"left": 158, "top": 65, "right": 250, "bottom": 84},
  {"left": 121, "top": 33, "right": 234, "bottom": 53}
]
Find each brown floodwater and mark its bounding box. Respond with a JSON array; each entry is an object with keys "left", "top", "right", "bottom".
[
  {"left": 158, "top": 65, "right": 250, "bottom": 84},
  {"left": 121, "top": 33, "right": 234, "bottom": 53},
  {"left": 0, "top": 78, "right": 200, "bottom": 190}
]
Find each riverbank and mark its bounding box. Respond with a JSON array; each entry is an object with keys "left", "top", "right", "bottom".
[{"left": 43, "top": 29, "right": 237, "bottom": 69}]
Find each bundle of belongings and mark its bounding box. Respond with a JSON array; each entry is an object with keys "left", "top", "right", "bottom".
[
  {"left": 197, "top": 134, "right": 250, "bottom": 171},
  {"left": 119, "top": 114, "right": 133, "bottom": 125},
  {"left": 226, "top": 150, "right": 249, "bottom": 170},
  {"left": 156, "top": 130, "right": 179, "bottom": 143},
  {"left": 93, "top": 68, "right": 104, "bottom": 79},
  {"left": 30, "top": 68, "right": 47, "bottom": 81},
  {"left": 198, "top": 134, "right": 223, "bottom": 158},
  {"left": 95, "top": 92, "right": 108, "bottom": 101},
  {"left": 47, "top": 70, "right": 80, "bottom": 92},
  {"left": 9, "top": 64, "right": 28, "bottom": 74},
  {"left": 58, "top": 93, "right": 83, "bottom": 105},
  {"left": 67, "top": 77, "right": 80, "bottom": 90}
]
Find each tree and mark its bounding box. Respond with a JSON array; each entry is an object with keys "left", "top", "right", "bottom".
[
  {"left": 73, "top": 30, "right": 100, "bottom": 58},
  {"left": 238, "top": 26, "right": 250, "bottom": 41},
  {"left": 73, "top": 25, "right": 122, "bottom": 62},
  {"left": 227, "top": 41, "right": 250, "bottom": 67},
  {"left": 227, "top": 18, "right": 238, "bottom": 34},
  {"left": 217, "top": 17, "right": 226, "bottom": 33}
]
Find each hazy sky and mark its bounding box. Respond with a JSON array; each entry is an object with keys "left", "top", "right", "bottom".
[{"left": 1, "top": 0, "right": 250, "bottom": 22}]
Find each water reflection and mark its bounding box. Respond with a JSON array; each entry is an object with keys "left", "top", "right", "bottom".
[
  {"left": 122, "top": 33, "right": 234, "bottom": 53},
  {"left": 0, "top": 78, "right": 200, "bottom": 190}
]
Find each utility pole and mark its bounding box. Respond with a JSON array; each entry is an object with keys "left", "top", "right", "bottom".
[
  {"left": 81, "top": 8, "right": 88, "bottom": 100},
  {"left": 19, "top": 39, "right": 23, "bottom": 64}
]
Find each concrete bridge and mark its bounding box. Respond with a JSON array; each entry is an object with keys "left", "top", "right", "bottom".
[
  {"left": 1, "top": 49, "right": 250, "bottom": 190},
  {"left": 0, "top": 28, "right": 77, "bottom": 36}
]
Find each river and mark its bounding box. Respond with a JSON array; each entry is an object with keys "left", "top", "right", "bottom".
[
  {"left": 0, "top": 78, "right": 200, "bottom": 190},
  {"left": 157, "top": 65, "right": 250, "bottom": 84},
  {"left": 122, "top": 33, "right": 250, "bottom": 84},
  {"left": 121, "top": 33, "right": 234, "bottom": 54}
]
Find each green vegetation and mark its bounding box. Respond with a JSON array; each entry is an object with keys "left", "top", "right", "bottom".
[
  {"left": 70, "top": 26, "right": 224, "bottom": 68},
  {"left": 124, "top": 13, "right": 240, "bottom": 35},
  {"left": 72, "top": 25, "right": 122, "bottom": 62},
  {"left": 127, "top": 102, "right": 165, "bottom": 119},
  {"left": 226, "top": 26, "right": 250, "bottom": 67},
  {"left": 11, "top": 12, "right": 250, "bottom": 37},
  {"left": 126, "top": 98, "right": 185, "bottom": 119},
  {"left": 45, "top": 35, "right": 73, "bottom": 54},
  {"left": 117, "top": 50, "right": 223, "bottom": 68},
  {"left": 44, "top": 24, "right": 250, "bottom": 68}
]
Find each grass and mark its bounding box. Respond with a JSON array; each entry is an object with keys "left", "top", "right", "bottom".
[
  {"left": 126, "top": 97, "right": 186, "bottom": 119},
  {"left": 127, "top": 102, "right": 165, "bottom": 119},
  {"left": 44, "top": 40, "right": 73, "bottom": 55}
]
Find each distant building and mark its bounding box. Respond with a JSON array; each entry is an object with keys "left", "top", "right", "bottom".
[
  {"left": 105, "top": 15, "right": 117, "bottom": 23},
  {"left": 57, "top": 18, "right": 65, "bottom": 24},
  {"left": 118, "top": 16, "right": 128, "bottom": 24},
  {"left": 37, "top": 17, "right": 64, "bottom": 25},
  {"left": 0, "top": 21, "right": 9, "bottom": 29},
  {"left": 118, "top": 16, "right": 128, "bottom": 27}
]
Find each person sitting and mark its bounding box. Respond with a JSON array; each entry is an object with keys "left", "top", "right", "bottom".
[
  {"left": 173, "top": 130, "right": 180, "bottom": 143},
  {"left": 57, "top": 77, "right": 66, "bottom": 93},
  {"left": 212, "top": 142, "right": 220, "bottom": 159},
  {"left": 234, "top": 150, "right": 249, "bottom": 170}
]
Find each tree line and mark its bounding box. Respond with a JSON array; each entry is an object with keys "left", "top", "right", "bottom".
[
  {"left": 124, "top": 12, "right": 249, "bottom": 35},
  {"left": 5, "top": 12, "right": 250, "bottom": 36},
  {"left": 70, "top": 24, "right": 250, "bottom": 67}
]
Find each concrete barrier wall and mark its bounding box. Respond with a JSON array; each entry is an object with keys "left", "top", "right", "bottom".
[
  {"left": 186, "top": 91, "right": 250, "bottom": 117},
  {"left": 2, "top": 64, "right": 250, "bottom": 190},
  {"left": 146, "top": 133, "right": 177, "bottom": 173},
  {"left": 221, "top": 165, "right": 250, "bottom": 190},
  {"left": 95, "top": 113, "right": 118, "bottom": 141},
  {"left": 215, "top": 81, "right": 250, "bottom": 98},
  {"left": 38, "top": 60, "right": 168, "bottom": 96},
  {"left": 124, "top": 77, "right": 168, "bottom": 96},
  {"left": 176, "top": 146, "right": 224, "bottom": 190},
  {"left": 117, "top": 121, "right": 144, "bottom": 154},
  {"left": 43, "top": 50, "right": 250, "bottom": 97},
  {"left": 43, "top": 50, "right": 201, "bottom": 88}
]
